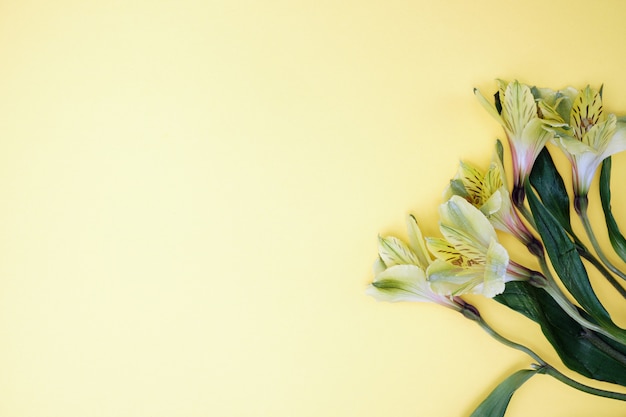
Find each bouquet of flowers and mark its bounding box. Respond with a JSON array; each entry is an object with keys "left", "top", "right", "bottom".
[{"left": 367, "top": 80, "right": 626, "bottom": 416}]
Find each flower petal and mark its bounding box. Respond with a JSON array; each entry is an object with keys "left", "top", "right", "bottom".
[
  {"left": 456, "top": 160, "right": 486, "bottom": 204},
  {"left": 538, "top": 99, "right": 565, "bottom": 123},
  {"left": 426, "top": 237, "right": 468, "bottom": 266},
  {"left": 602, "top": 124, "right": 626, "bottom": 158},
  {"left": 427, "top": 240, "right": 507, "bottom": 298},
  {"left": 480, "top": 190, "right": 502, "bottom": 217},
  {"left": 474, "top": 88, "right": 503, "bottom": 123},
  {"left": 583, "top": 114, "right": 616, "bottom": 151},
  {"left": 444, "top": 178, "right": 470, "bottom": 201},
  {"left": 427, "top": 259, "right": 484, "bottom": 296},
  {"left": 518, "top": 118, "right": 554, "bottom": 170},
  {"left": 483, "top": 161, "right": 504, "bottom": 196},
  {"left": 378, "top": 235, "right": 419, "bottom": 267},
  {"left": 571, "top": 86, "right": 605, "bottom": 140},
  {"left": 367, "top": 264, "right": 430, "bottom": 303},
  {"left": 373, "top": 257, "right": 386, "bottom": 275},
  {"left": 501, "top": 81, "right": 537, "bottom": 138},
  {"left": 406, "top": 215, "right": 431, "bottom": 268},
  {"left": 439, "top": 195, "right": 496, "bottom": 252},
  {"left": 481, "top": 239, "right": 509, "bottom": 297},
  {"left": 533, "top": 85, "right": 578, "bottom": 123},
  {"left": 556, "top": 135, "right": 594, "bottom": 156}
]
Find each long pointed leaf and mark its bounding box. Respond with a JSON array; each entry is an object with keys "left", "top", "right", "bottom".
[
  {"left": 496, "top": 281, "right": 626, "bottom": 385},
  {"left": 469, "top": 369, "right": 538, "bottom": 417},
  {"left": 525, "top": 182, "right": 614, "bottom": 327},
  {"left": 600, "top": 157, "right": 626, "bottom": 263},
  {"left": 529, "top": 147, "right": 573, "bottom": 235}
]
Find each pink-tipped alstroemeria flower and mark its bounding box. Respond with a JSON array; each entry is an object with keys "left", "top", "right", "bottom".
[
  {"left": 444, "top": 147, "right": 537, "bottom": 250},
  {"left": 545, "top": 86, "right": 626, "bottom": 199},
  {"left": 474, "top": 80, "right": 567, "bottom": 204},
  {"left": 425, "top": 196, "right": 512, "bottom": 298}
]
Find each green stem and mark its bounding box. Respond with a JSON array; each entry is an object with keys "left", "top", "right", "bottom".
[
  {"left": 519, "top": 183, "right": 626, "bottom": 299},
  {"left": 543, "top": 366, "right": 626, "bottom": 401},
  {"left": 461, "top": 304, "right": 626, "bottom": 402},
  {"left": 578, "top": 247, "right": 626, "bottom": 299},
  {"left": 542, "top": 283, "right": 619, "bottom": 342},
  {"left": 470, "top": 311, "right": 543, "bottom": 364},
  {"left": 577, "top": 197, "right": 626, "bottom": 282},
  {"left": 579, "top": 328, "right": 626, "bottom": 367},
  {"left": 516, "top": 179, "right": 626, "bottom": 296},
  {"left": 517, "top": 200, "right": 538, "bottom": 232},
  {"left": 535, "top": 255, "right": 626, "bottom": 345}
]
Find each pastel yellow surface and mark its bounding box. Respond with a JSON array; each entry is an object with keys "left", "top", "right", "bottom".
[{"left": 1, "top": 0, "right": 626, "bottom": 416}]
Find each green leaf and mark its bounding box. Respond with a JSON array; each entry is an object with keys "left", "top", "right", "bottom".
[
  {"left": 469, "top": 369, "right": 538, "bottom": 417},
  {"left": 496, "top": 281, "right": 626, "bottom": 385},
  {"left": 525, "top": 182, "right": 613, "bottom": 327},
  {"left": 600, "top": 157, "right": 626, "bottom": 263},
  {"left": 528, "top": 147, "right": 573, "bottom": 235}
]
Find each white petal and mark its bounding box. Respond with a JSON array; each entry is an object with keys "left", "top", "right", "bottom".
[
  {"left": 406, "top": 215, "right": 431, "bottom": 268},
  {"left": 439, "top": 195, "right": 496, "bottom": 252},
  {"left": 367, "top": 264, "right": 431, "bottom": 303},
  {"left": 480, "top": 191, "right": 502, "bottom": 217},
  {"left": 557, "top": 135, "right": 594, "bottom": 156},
  {"left": 373, "top": 257, "right": 386, "bottom": 275},
  {"left": 502, "top": 81, "right": 536, "bottom": 136},
  {"left": 583, "top": 114, "right": 616, "bottom": 151},
  {"left": 427, "top": 259, "right": 483, "bottom": 296},
  {"left": 520, "top": 118, "right": 553, "bottom": 150},
  {"left": 574, "top": 152, "right": 602, "bottom": 195},
  {"left": 426, "top": 237, "right": 466, "bottom": 265},
  {"left": 474, "top": 88, "right": 503, "bottom": 123},
  {"left": 378, "top": 235, "right": 419, "bottom": 267},
  {"left": 481, "top": 239, "right": 509, "bottom": 298},
  {"left": 601, "top": 124, "right": 626, "bottom": 159}
]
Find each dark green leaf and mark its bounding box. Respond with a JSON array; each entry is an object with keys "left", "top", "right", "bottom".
[
  {"left": 469, "top": 369, "right": 538, "bottom": 417},
  {"left": 496, "top": 281, "right": 626, "bottom": 385},
  {"left": 525, "top": 182, "right": 613, "bottom": 327},
  {"left": 529, "top": 147, "right": 573, "bottom": 235},
  {"left": 600, "top": 157, "right": 626, "bottom": 263}
]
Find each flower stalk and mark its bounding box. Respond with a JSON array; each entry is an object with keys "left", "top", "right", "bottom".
[
  {"left": 576, "top": 195, "right": 626, "bottom": 282},
  {"left": 460, "top": 301, "right": 626, "bottom": 402}
]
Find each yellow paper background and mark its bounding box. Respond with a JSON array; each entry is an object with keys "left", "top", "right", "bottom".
[{"left": 1, "top": 0, "right": 626, "bottom": 416}]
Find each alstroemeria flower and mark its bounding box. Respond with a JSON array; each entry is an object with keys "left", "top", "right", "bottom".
[
  {"left": 547, "top": 86, "right": 626, "bottom": 198},
  {"left": 475, "top": 80, "right": 566, "bottom": 204},
  {"left": 367, "top": 216, "right": 463, "bottom": 310},
  {"left": 531, "top": 85, "right": 578, "bottom": 126},
  {"left": 444, "top": 152, "right": 536, "bottom": 248},
  {"left": 425, "top": 195, "right": 511, "bottom": 298}
]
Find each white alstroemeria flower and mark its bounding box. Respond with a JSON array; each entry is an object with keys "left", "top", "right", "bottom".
[
  {"left": 368, "top": 216, "right": 463, "bottom": 310},
  {"left": 426, "top": 196, "right": 511, "bottom": 298},
  {"left": 444, "top": 153, "right": 536, "bottom": 248},
  {"left": 444, "top": 160, "right": 502, "bottom": 216},
  {"left": 475, "top": 80, "right": 566, "bottom": 202},
  {"left": 549, "top": 86, "right": 626, "bottom": 198}
]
